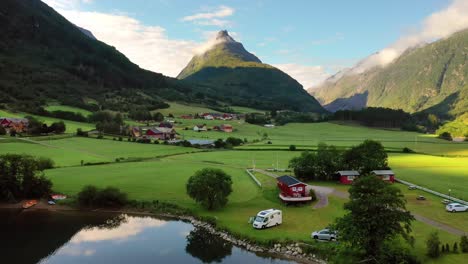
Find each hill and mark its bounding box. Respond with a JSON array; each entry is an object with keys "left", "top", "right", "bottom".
[
  {"left": 0, "top": 0, "right": 198, "bottom": 113},
  {"left": 178, "top": 30, "right": 325, "bottom": 113},
  {"left": 310, "top": 29, "right": 468, "bottom": 119}
]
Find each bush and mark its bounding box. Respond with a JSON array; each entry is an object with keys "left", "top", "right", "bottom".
[
  {"left": 453, "top": 242, "right": 458, "bottom": 253},
  {"left": 154, "top": 140, "right": 159, "bottom": 144},
  {"left": 23, "top": 176, "right": 53, "bottom": 199},
  {"left": 97, "top": 133, "right": 104, "bottom": 139},
  {"left": 0, "top": 126, "right": 6, "bottom": 135},
  {"left": 289, "top": 145, "right": 296, "bottom": 151},
  {"left": 379, "top": 242, "right": 421, "bottom": 264},
  {"left": 426, "top": 231, "right": 441, "bottom": 258},
  {"left": 309, "top": 189, "right": 317, "bottom": 201},
  {"left": 118, "top": 137, "right": 123, "bottom": 141},
  {"left": 438, "top": 132, "right": 452, "bottom": 141},
  {"left": 225, "top": 137, "right": 243, "bottom": 146},
  {"left": 403, "top": 147, "right": 414, "bottom": 153},
  {"left": 77, "top": 185, "right": 128, "bottom": 208},
  {"left": 35, "top": 157, "right": 55, "bottom": 170},
  {"left": 76, "top": 128, "right": 88, "bottom": 137},
  {"left": 461, "top": 235, "right": 468, "bottom": 252}
]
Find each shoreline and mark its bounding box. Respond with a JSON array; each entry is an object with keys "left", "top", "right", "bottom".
[{"left": 1, "top": 200, "right": 326, "bottom": 264}]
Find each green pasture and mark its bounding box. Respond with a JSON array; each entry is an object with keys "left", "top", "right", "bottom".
[
  {"left": 0, "top": 109, "right": 94, "bottom": 133},
  {"left": 154, "top": 102, "right": 220, "bottom": 116},
  {"left": 0, "top": 137, "right": 202, "bottom": 167},
  {"left": 390, "top": 154, "right": 468, "bottom": 200},
  {"left": 44, "top": 104, "right": 92, "bottom": 116}
]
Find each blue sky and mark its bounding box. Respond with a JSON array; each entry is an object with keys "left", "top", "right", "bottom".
[{"left": 44, "top": 0, "right": 467, "bottom": 88}]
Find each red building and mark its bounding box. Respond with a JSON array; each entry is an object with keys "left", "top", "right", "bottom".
[
  {"left": 371, "top": 170, "right": 395, "bottom": 183},
  {"left": 146, "top": 127, "right": 176, "bottom": 140},
  {"left": 276, "top": 175, "right": 311, "bottom": 202},
  {"left": 336, "top": 170, "right": 360, "bottom": 184}
]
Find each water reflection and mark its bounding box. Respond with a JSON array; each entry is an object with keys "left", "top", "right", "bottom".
[
  {"left": 0, "top": 210, "right": 294, "bottom": 264},
  {"left": 186, "top": 227, "right": 233, "bottom": 263}
]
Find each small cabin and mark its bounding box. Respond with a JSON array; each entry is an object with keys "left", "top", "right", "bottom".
[
  {"left": 193, "top": 125, "right": 207, "bottom": 132},
  {"left": 276, "top": 175, "right": 311, "bottom": 202},
  {"left": 371, "top": 170, "right": 395, "bottom": 183},
  {"left": 336, "top": 170, "right": 360, "bottom": 184}
]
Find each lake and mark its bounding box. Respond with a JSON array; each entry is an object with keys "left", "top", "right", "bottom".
[{"left": 0, "top": 209, "right": 295, "bottom": 264}]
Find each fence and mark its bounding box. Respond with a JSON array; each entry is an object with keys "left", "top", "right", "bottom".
[
  {"left": 396, "top": 178, "right": 468, "bottom": 205},
  {"left": 246, "top": 169, "right": 262, "bottom": 187}
]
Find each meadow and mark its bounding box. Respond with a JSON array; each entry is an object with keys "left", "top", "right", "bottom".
[{"left": 44, "top": 104, "right": 93, "bottom": 117}]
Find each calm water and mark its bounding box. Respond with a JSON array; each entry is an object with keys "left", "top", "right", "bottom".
[{"left": 0, "top": 209, "right": 294, "bottom": 264}]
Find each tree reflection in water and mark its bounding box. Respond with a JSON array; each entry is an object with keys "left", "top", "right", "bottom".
[{"left": 185, "top": 227, "right": 233, "bottom": 263}]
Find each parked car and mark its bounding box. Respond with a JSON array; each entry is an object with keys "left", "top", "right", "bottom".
[
  {"left": 416, "top": 195, "right": 426, "bottom": 200},
  {"left": 311, "top": 229, "right": 337, "bottom": 241},
  {"left": 408, "top": 185, "right": 417, "bottom": 190},
  {"left": 445, "top": 203, "right": 468, "bottom": 213},
  {"left": 442, "top": 199, "right": 451, "bottom": 204}
]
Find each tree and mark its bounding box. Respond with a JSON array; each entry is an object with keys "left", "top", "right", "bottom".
[
  {"left": 342, "top": 140, "right": 388, "bottom": 174},
  {"left": 461, "top": 235, "right": 468, "bottom": 253},
  {"left": 186, "top": 168, "right": 233, "bottom": 210},
  {"left": 426, "top": 231, "right": 441, "bottom": 258},
  {"left": 153, "top": 112, "right": 164, "bottom": 122},
  {"left": 288, "top": 151, "right": 316, "bottom": 180},
  {"left": 49, "top": 121, "right": 66, "bottom": 134},
  {"left": 185, "top": 227, "right": 232, "bottom": 262},
  {"left": 225, "top": 137, "right": 243, "bottom": 146},
  {"left": 453, "top": 242, "right": 458, "bottom": 253},
  {"left": 334, "top": 174, "right": 414, "bottom": 262},
  {"left": 289, "top": 145, "right": 296, "bottom": 151}
]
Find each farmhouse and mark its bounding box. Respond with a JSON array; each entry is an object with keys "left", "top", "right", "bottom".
[
  {"left": 371, "top": 170, "right": 395, "bottom": 183},
  {"left": 0, "top": 117, "right": 29, "bottom": 133},
  {"left": 276, "top": 175, "right": 312, "bottom": 202},
  {"left": 193, "top": 124, "right": 207, "bottom": 132},
  {"left": 336, "top": 170, "right": 360, "bottom": 184},
  {"left": 146, "top": 127, "right": 176, "bottom": 140}
]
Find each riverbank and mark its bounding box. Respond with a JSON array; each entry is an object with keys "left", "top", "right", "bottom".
[{"left": 0, "top": 200, "right": 326, "bottom": 264}]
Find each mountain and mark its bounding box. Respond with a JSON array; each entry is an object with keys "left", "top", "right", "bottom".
[
  {"left": 75, "top": 25, "right": 97, "bottom": 40},
  {"left": 0, "top": 0, "right": 195, "bottom": 112},
  {"left": 178, "top": 30, "right": 325, "bottom": 112},
  {"left": 310, "top": 29, "right": 468, "bottom": 118}
]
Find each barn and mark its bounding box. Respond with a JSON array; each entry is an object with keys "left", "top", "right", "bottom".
[
  {"left": 146, "top": 127, "right": 176, "bottom": 140},
  {"left": 371, "top": 170, "right": 395, "bottom": 183},
  {"left": 336, "top": 170, "right": 360, "bottom": 184},
  {"left": 276, "top": 175, "right": 312, "bottom": 202}
]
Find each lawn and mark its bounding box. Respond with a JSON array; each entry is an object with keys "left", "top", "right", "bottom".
[
  {"left": 44, "top": 104, "right": 92, "bottom": 117},
  {"left": 154, "top": 102, "right": 220, "bottom": 116},
  {"left": 0, "top": 109, "right": 95, "bottom": 133},
  {"left": 389, "top": 154, "right": 468, "bottom": 200}
]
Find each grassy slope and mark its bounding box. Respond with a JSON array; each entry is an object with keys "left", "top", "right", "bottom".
[
  {"left": 44, "top": 104, "right": 92, "bottom": 117},
  {"left": 436, "top": 113, "right": 468, "bottom": 137},
  {"left": 0, "top": 109, "right": 94, "bottom": 133}
]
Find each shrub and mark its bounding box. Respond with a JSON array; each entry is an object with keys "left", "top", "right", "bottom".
[
  {"left": 97, "top": 133, "right": 104, "bottom": 139},
  {"left": 77, "top": 185, "right": 128, "bottom": 208},
  {"left": 289, "top": 145, "right": 296, "bottom": 151},
  {"left": 453, "top": 242, "right": 458, "bottom": 253},
  {"left": 426, "top": 231, "right": 441, "bottom": 258},
  {"left": 118, "top": 137, "right": 123, "bottom": 141},
  {"left": 402, "top": 147, "right": 414, "bottom": 153},
  {"left": 309, "top": 189, "right": 317, "bottom": 201},
  {"left": 0, "top": 126, "right": 6, "bottom": 135},
  {"left": 461, "top": 235, "right": 468, "bottom": 252},
  {"left": 379, "top": 241, "right": 421, "bottom": 264},
  {"left": 154, "top": 140, "right": 159, "bottom": 144},
  {"left": 23, "top": 176, "right": 53, "bottom": 199},
  {"left": 76, "top": 128, "right": 88, "bottom": 137},
  {"left": 225, "top": 137, "right": 243, "bottom": 146},
  {"left": 35, "top": 157, "right": 55, "bottom": 170},
  {"left": 438, "top": 132, "right": 452, "bottom": 141},
  {"left": 267, "top": 141, "right": 272, "bottom": 144}
]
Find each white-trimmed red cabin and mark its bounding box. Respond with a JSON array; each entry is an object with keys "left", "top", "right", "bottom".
[
  {"left": 276, "top": 175, "right": 311, "bottom": 202},
  {"left": 336, "top": 170, "right": 360, "bottom": 184},
  {"left": 371, "top": 170, "right": 395, "bottom": 183}
]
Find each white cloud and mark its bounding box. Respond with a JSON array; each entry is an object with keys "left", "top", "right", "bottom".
[
  {"left": 71, "top": 216, "right": 166, "bottom": 243},
  {"left": 182, "top": 6, "right": 234, "bottom": 27},
  {"left": 351, "top": 0, "right": 468, "bottom": 74},
  {"left": 43, "top": 0, "right": 200, "bottom": 77},
  {"left": 274, "top": 63, "right": 331, "bottom": 88}
]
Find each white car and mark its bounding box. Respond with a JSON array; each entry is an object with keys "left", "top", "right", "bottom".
[
  {"left": 446, "top": 203, "right": 468, "bottom": 213},
  {"left": 311, "top": 229, "right": 337, "bottom": 241}
]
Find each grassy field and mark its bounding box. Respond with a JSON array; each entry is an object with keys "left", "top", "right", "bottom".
[
  {"left": 154, "top": 102, "right": 220, "bottom": 116},
  {"left": 44, "top": 104, "right": 92, "bottom": 117},
  {"left": 0, "top": 137, "right": 203, "bottom": 167},
  {"left": 0, "top": 109, "right": 94, "bottom": 133},
  {"left": 390, "top": 154, "right": 468, "bottom": 200}
]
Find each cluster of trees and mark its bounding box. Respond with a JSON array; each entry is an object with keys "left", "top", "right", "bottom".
[
  {"left": 333, "top": 107, "right": 415, "bottom": 129},
  {"left": 128, "top": 108, "right": 164, "bottom": 121},
  {"left": 426, "top": 232, "right": 468, "bottom": 258},
  {"left": 89, "top": 111, "right": 125, "bottom": 134},
  {"left": 245, "top": 113, "right": 271, "bottom": 125},
  {"left": 289, "top": 140, "right": 388, "bottom": 181},
  {"left": 27, "top": 116, "right": 66, "bottom": 135},
  {"left": 0, "top": 154, "right": 54, "bottom": 201},
  {"left": 333, "top": 175, "right": 416, "bottom": 263},
  {"left": 77, "top": 185, "right": 128, "bottom": 208},
  {"left": 186, "top": 168, "right": 233, "bottom": 210},
  {"left": 274, "top": 111, "right": 325, "bottom": 125}
]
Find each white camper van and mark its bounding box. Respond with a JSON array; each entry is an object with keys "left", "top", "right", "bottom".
[{"left": 252, "top": 209, "right": 282, "bottom": 229}]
